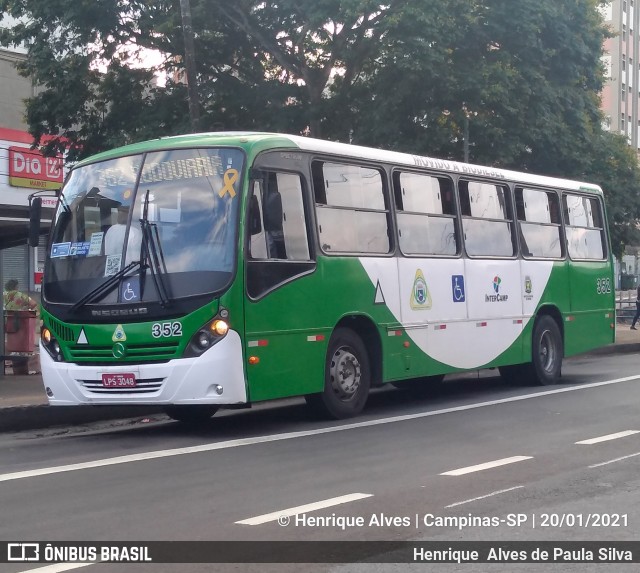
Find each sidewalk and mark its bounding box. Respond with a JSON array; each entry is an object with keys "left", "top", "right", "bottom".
[{"left": 1, "top": 325, "right": 638, "bottom": 432}]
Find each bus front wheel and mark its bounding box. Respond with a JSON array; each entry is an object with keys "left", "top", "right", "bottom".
[
  {"left": 306, "top": 328, "right": 371, "bottom": 419},
  {"left": 164, "top": 405, "right": 218, "bottom": 424}
]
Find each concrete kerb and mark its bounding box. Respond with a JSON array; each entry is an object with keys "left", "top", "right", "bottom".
[{"left": 0, "top": 404, "right": 164, "bottom": 433}]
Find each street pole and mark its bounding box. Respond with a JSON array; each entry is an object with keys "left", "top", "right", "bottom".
[
  {"left": 179, "top": 0, "right": 201, "bottom": 133},
  {"left": 463, "top": 114, "right": 469, "bottom": 163}
]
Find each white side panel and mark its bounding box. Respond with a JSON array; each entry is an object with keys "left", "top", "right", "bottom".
[
  {"left": 359, "top": 258, "right": 554, "bottom": 370},
  {"left": 520, "top": 260, "right": 555, "bottom": 319},
  {"left": 465, "top": 259, "right": 522, "bottom": 320},
  {"left": 358, "top": 258, "right": 401, "bottom": 320}
]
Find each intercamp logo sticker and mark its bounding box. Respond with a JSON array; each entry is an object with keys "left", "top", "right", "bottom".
[{"left": 485, "top": 275, "right": 509, "bottom": 303}]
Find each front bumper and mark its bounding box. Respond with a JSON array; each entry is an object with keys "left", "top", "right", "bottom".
[{"left": 40, "top": 330, "right": 248, "bottom": 406}]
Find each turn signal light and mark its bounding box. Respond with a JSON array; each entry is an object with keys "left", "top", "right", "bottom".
[{"left": 211, "top": 319, "right": 229, "bottom": 336}]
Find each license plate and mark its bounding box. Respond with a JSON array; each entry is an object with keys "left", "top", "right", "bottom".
[{"left": 101, "top": 373, "right": 136, "bottom": 388}]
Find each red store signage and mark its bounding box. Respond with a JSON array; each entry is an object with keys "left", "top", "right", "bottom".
[{"left": 9, "top": 146, "right": 64, "bottom": 190}]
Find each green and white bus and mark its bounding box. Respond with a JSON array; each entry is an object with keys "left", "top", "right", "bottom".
[{"left": 31, "top": 132, "right": 615, "bottom": 421}]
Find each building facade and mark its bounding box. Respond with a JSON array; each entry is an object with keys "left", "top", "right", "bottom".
[
  {"left": 0, "top": 47, "right": 59, "bottom": 299},
  {"left": 600, "top": 1, "right": 640, "bottom": 149}
]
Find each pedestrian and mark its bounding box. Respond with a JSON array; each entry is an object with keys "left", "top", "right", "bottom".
[
  {"left": 631, "top": 283, "right": 640, "bottom": 330},
  {"left": 3, "top": 279, "right": 37, "bottom": 311}
]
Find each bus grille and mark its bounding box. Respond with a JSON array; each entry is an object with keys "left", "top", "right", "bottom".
[
  {"left": 78, "top": 378, "right": 165, "bottom": 394},
  {"left": 67, "top": 341, "right": 180, "bottom": 363},
  {"left": 49, "top": 318, "right": 75, "bottom": 343}
]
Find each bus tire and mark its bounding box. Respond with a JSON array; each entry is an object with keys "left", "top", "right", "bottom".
[
  {"left": 164, "top": 405, "right": 218, "bottom": 424},
  {"left": 501, "top": 316, "right": 563, "bottom": 386},
  {"left": 530, "top": 315, "right": 563, "bottom": 385},
  {"left": 306, "top": 328, "right": 370, "bottom": 419}
]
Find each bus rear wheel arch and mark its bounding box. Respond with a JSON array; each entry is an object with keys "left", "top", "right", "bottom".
[{"left": 305, "top": 327, "right": 371, "bottom": 419}]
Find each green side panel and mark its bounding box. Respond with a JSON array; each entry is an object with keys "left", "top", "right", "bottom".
[
  {"left": 565, "top": 260, "right": 616, "bottom": 355},
  {"left": 244, "top": 257, "right": 401, "bottom": 401}
]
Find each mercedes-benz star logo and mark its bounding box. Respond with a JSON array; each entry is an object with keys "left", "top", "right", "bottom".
[{"left": 112, "top": 342, "right": 127, "bottom": 359}]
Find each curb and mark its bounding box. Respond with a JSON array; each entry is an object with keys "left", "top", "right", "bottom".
[
  {"left": 582, "top": 342, "right": 640, "bottom": 356},
  {"left": 0, "top": 404, "right": 163, "bottom": 433}
]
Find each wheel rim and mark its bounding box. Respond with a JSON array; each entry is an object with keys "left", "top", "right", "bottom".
[
  {"left": 538, "top": 329, "right": 556, "bottom": 373},
  {"left": 329, "top": 346, "right": 361, "bottom": 402}
]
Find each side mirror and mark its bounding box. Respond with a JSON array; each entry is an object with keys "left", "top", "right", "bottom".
[
  {"left": 249, "top": 194, "right": 262, "bottom": 235},
  {"left": 28, "top": 197, "right": 42, "bottom": 247}
]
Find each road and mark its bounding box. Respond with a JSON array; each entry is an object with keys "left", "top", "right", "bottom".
[{"left": 1, "top": 351, "right": 640, "bottom": 573}]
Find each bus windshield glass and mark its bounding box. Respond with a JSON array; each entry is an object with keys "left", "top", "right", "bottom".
[{"left": 44, "top": 147, "right": 244, "bottom": 305}]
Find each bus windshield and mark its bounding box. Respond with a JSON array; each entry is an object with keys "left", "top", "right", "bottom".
[{"left": 44, "top": 147, "right": 244, "bottom": 305}]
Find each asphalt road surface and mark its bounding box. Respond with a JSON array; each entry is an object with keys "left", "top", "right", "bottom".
[{"left": 2, "top": 351, "right": 640, "bottom": 573}]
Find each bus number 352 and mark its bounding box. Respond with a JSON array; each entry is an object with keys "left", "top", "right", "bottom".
[
  {"left": 596, "top": 278, "right": 612, "bottom": 294},
  {"left": 151, "top": 322, "right": 182, "bottom": 338}
]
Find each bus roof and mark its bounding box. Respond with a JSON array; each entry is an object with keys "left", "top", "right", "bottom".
[{"left": 75, "top": 131, "right": 603, "bottom": 195}]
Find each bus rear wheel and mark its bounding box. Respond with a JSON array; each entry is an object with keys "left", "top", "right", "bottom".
[
  {"left": 500, "top": 315, "right": 562, "bottom": 386},
  {"left": 306, "top": 328, "right": 371, "bottom": 419},
  {"left": 164, "top": 405, "right": 218, "bottom": 424},
  {"left": 530, "top": 315, "right": 563, "bottom": 385}
]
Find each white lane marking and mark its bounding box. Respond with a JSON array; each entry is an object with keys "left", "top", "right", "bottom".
[
  {"left": 440, "top": 456, "right": 533, "bottom": 476},
  {"left": 589, "top": 451, "right": 640, "bottom": 468},
  {"left": 18, "top": 563, "right": 95, "bottom": 573},
  {"left": 445, "top": 486, "right": 524, "bottom": 508},
  {"left": 1, "top": 374, "right": 639, "bottom": 483},
  {"left": 575, "top": 430, "right": 640, "bottom": 445},
  {"left": 235, "top": 493, "right": 373, "bottom": 525}
]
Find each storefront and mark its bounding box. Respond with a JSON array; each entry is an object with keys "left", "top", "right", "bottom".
[{"left": 0, "top": 126, "right": 61, "bottom": 296}]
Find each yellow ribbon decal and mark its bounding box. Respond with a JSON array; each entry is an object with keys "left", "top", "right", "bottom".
[{"left": 219, "top": 169, "right": 239, "bottom": 198}]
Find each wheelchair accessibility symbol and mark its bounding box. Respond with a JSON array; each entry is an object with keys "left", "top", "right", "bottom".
[
  {"left": 121, "top": 277, "right": 140, "bottom": 302},
  {"left": 452, "top": 275, "right": 465, "bottom": 303}
]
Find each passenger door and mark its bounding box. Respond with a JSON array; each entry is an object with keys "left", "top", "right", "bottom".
[{"left": 244, "top": 167, "right": 321, "bottom": 401}]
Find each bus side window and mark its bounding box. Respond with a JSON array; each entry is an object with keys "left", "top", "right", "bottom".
[
  {"left": 460, "top": 180, "right": 514, "bottom": 257},
  {"left": 263, "top": 174, "right": 287, "bottom": 259},
  {"left": 249, "top": 172, "right": 310, "bottom": 261},
  {"left": 249, "top": 181, "right": 268, "bottom": 259},
  {"left": 563, "top": 193, "right": 607, "bottom": 260},
  {"left": 515, "top": 187, "right": 563, "bottom": 259},
  {"left": 394, "top": 171, "right": 458, "bottom": 256}
]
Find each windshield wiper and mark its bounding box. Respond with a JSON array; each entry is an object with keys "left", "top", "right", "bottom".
[
  {"left": 70, "top": 260, "right": 141, "bottom": 312},
  {"left": 139, "top": 190, "right": 172, "bottom": 307}
]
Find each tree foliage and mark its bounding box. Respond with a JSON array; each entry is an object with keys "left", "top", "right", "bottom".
[{"left": 1, "top": 0, "right": 639, "bottom": 254}]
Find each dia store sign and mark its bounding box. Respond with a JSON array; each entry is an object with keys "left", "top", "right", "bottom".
[{"left": 9, "top": 146, "right": 64, "bottom": 190}]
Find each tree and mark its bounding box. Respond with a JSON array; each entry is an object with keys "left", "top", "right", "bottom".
[
  {"left": 0, "top": 0, "right": 192, "bottom": 161},
  {"left": 2, "top": 0, "right": 640, "bottom": 253}
]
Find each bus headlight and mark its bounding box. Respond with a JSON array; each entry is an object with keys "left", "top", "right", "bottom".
[
  {"left": 184, "top": 314, "right": 230, "bottom": 358},
  {"left": 196, "top": 332, "right": 212, "bottom": 349},
  {"left": 41, "top": 327, "right": 64, "bottom": 362}
]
